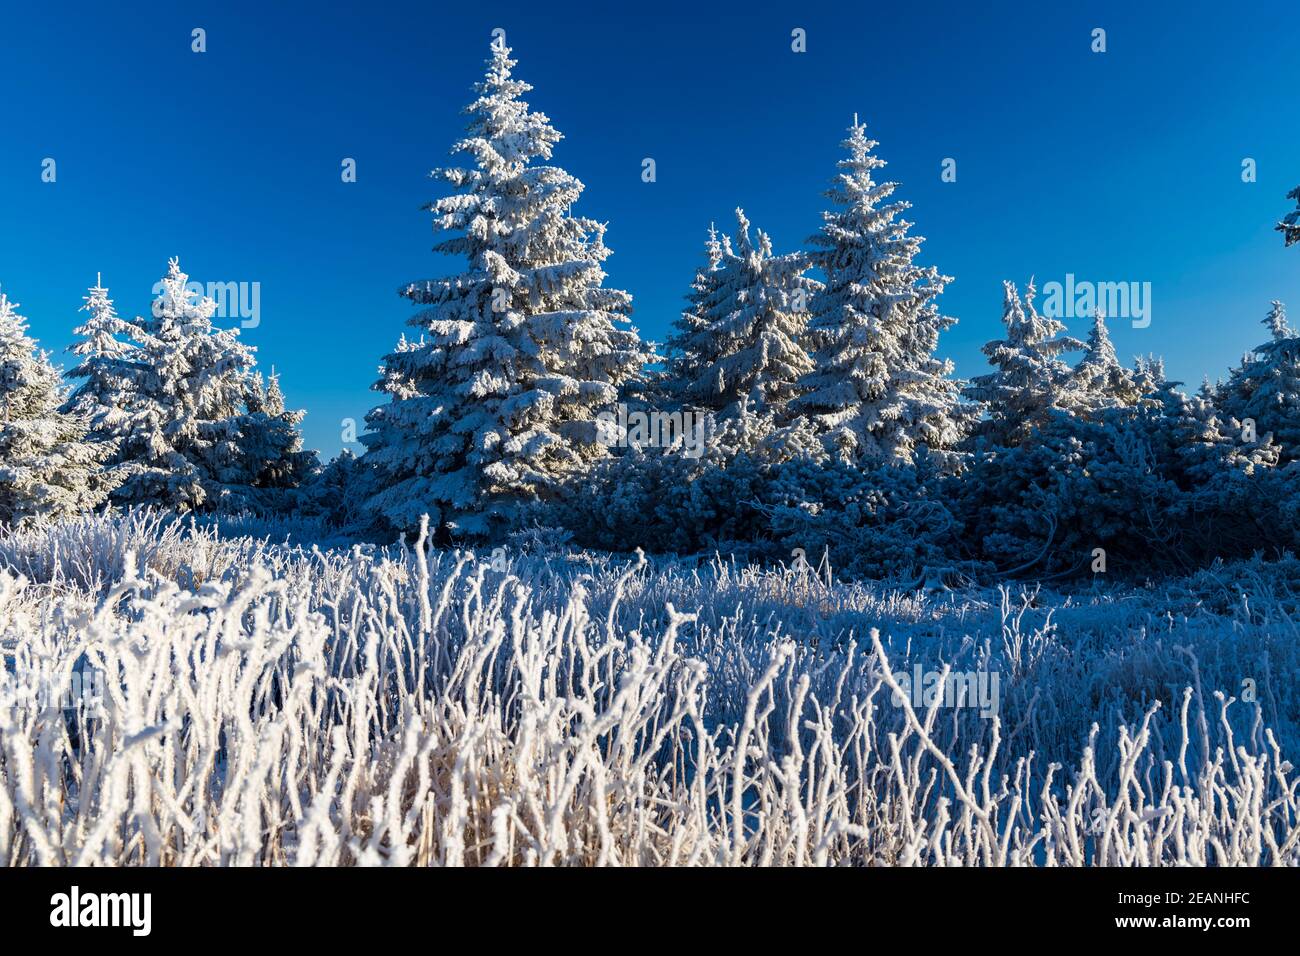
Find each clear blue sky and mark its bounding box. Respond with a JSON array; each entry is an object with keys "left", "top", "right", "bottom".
[{"left": 2, "top": 0, "right": 1297, "bottom": 459}]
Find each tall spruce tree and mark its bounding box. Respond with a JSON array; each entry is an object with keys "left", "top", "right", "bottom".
[
  {"left": 0, "top": 289, "right": 116, "bottom": 525},
  {"left": 361, "top": 39, "right": 651, "bottom": 539},
  {"left": 794, "top": 119, "right": 974, "bottom": 465}
]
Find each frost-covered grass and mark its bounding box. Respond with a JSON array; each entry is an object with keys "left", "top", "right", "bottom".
[{"left": 1, "top": 512, "right": 1297, "bottom": 866}]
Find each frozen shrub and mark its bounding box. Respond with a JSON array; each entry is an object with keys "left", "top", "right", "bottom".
[
  {"left": 954, "top": 396, "right": 1297, "bottom": 577},
  {"left": 553, "top": 411, "right": 832, "bottom": 558},
  {"left": 756, "top": 453, "right": 962, "bottom": 580},
  {"left": 553, "top": 445, "right": 769, "bottom": 555},
  {"left": 2, "top": 511, "right": 1298, "bottom": 866},
  {"left": 301, "top": 449, "right": 373, "bottom": 532},
  {"left": 953, "top": 409, "right": 1180, "bottom": 576}
]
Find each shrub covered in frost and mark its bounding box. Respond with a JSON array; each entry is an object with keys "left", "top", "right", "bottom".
[
  {"left": 2, "top": 511, "right": 1299, "bottom": 866},
  {"left": 755, "top": 452, "right": 963, "bottom": 580},
  {"left": 552, "top": 444, "right": 770, "bottom": 555},
  {"left": 953, "top": 398, "right": 1298, "bottom": 577}
]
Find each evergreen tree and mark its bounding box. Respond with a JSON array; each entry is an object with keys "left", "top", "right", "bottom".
[
  {"left": 109, "top": 259, "right": 252, "bottom": 509},
  {"left": 662, "top": 225, "right": 727, "bottom": 408},
  {"left": 234, "top": 371, "right": 320, "bottom": 505},
  {"left": 0, "top": 289, "right": 116, "bottom": 525},
  {"left": 1278, "top": 185, "right": 1300, "bottom": 246},
  {"left": 1130, "top": 354, "right": 1167, "bottom": 399},
  {"left": 794, "top": 119, "right": 974, "bottom": 465},
  {"left": 1149, "top": 374, "right": 1278, "bottom": 485},
  {"left": 109, "top": 258, "right": 313, "bottom": 511},
  {"left": 1064, "top": 311, "right": 1142, "bottom": 415},
  {"left": 1265, "top": 297, "right": 1293, "bottom": 339},
  {"left": 306, "top": 448, "right": 370, "bottom": 529},
  {"left": 964, "top": 279, "right": 1084, "bottom": 447},
  {"left": 663, "top": 209, "right": 816, "bottom": 419},
  {"left": 1222, "top": 300, "right": 1300, "bottom": 463},
  {"left": 361, "top": 39, "right": 651, "bottom": 540},
  {"left": 62, "top": 274, "right": 140, "bottom": 441}
]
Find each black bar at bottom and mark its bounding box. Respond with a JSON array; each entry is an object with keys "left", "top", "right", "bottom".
[{"left": 0, "top": 866, "right": 1285, "bottom": 943}]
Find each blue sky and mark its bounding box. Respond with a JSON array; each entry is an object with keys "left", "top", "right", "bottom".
[{"left": 2, "top": 0, "right": 1297, "bottom": 458}]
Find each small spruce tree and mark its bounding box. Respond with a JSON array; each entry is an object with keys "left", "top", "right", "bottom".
[
  {"left": 62, "top": 274, "right": 140, "bottom": 442},
  {"left": 964, "top": 279, "right": 1084, "bottom": 447},
  {"left": 1222, "top": 300, "right": 1300, "bottom": 463},
  {"left": 1064, "top": 311, "right": 1142, "bottom": 415},
  {"left": 0, "top": 289, "right": 116, "bottom": 525}
]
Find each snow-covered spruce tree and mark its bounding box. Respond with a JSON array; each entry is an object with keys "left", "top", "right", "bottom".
[
  {"left": 360, "top": 39, "right": 651, "bottom": 540},
  {"left": 546, "top": 220, "right": 757, "bottom": 550},
  {"left": 559, "top": 213, "right": 823, "bottom": 556},
  {"left": 661, "top": 225, "right": 727, "bottom": 408},
  {"left": 1063, "top": 311, "right": 1143, "bottom": 415},
  {"left": 793, "top": 120, "right": 974, "bottom": 466},
  {"left": 1222, "top": 300, "right": 1300, "bottom": 463},
  {"left": 62, "top": 274, "right": 140, "bottom": 442},
  {"left": 662, "top": 208, "right": 817, "bottom": 420},
  {"left": 954, "top": 347, "right": 1292, "bottom": 577},
  {"left": 1122, "top": 366, "right": 1292, "bottom": 564},
  {"left": 233, "top": 371, "right": 320, "bottom": 508},
  {"left": 1131, "top": 355, "right": 1168, "bottom": 400},
  {"left": 109, "top": 258, "right": 313, "bottom": 511},
  {"left": 964, "top": 279, "right": 1084, "bottom": 447},
  {"left": 0, "top": 289, "right": 116, "bottom": 525},
  {"left": 303, "top": 448, "right": 371, "bottom": 529},
  {"left": 108, "top": 259, "right": 248, "bottom": 509},
  {"left": 1278, "top": 185, "right": 1300, "bottom": 246},
  {"left": 1148, "top": 372, "right": 1278, "bottom": 487}
]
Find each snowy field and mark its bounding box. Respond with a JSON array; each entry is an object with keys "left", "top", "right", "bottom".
[{"left": 2, "top": 511, "right": 1297, "bottom": 866}]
